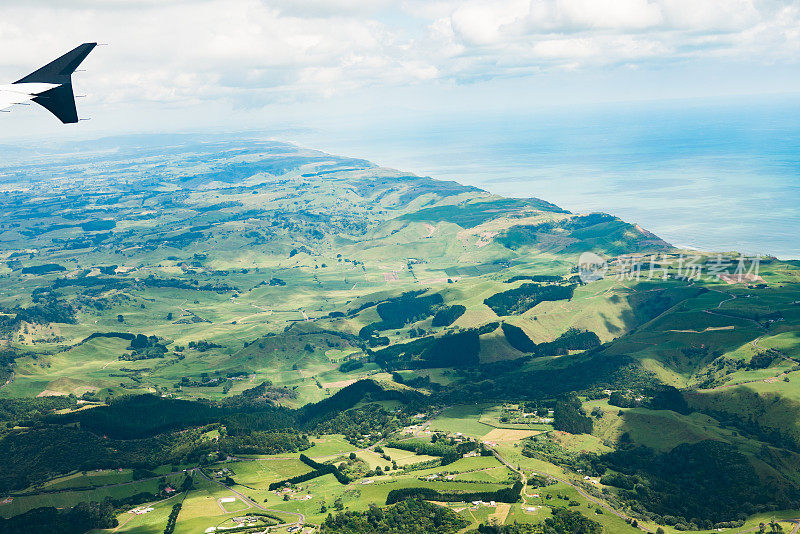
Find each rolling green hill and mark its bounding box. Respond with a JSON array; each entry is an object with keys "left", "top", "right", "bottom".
[{"left": 0, "top": 137, "right": 798, "bottom": 534}]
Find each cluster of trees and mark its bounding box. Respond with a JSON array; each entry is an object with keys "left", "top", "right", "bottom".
[
  {"left": 55, "top": 395, "right": 225, "bottom": 439},
  {"left": 313, "top": 404, "right": 406, "bottom": 446},
  {"left": 392, "top": 373, "right": 440, "bottom": 390},
  {"left": 0, "top": 501, "right": 117, "bottom": 534},
  {"left": 296, "top": 379, "right": 422, "bottom": 428},
  {"left": 82, "top": 332, "right": 137, "bottom": 343},
  {"left": 484, "top": 283, "right": 575, "bottom": 316},
  {"left": 473, "top": 524, "right": 541, "bottom": 534},
  {"left": 543, "top": 508, "right": 603, "bottom": 534},
  {"left": 536, "top": 328, "right": 601, "bottom": 355},
  {"left": 222, "top": 412, "right": 295, "bottom": 435},
  {"left": 300, "top": 454, "right": 351, "bottom": 484},
  {"left": 385, "top": 480, "right": 523, "bottom": 505},
  {"left": 436, "top": 352, "right": 656, "bottom": 407},
  {"left": 376, "top": 292, "right": 444, "bottom": 328},
  {"left": 118, "top": 334, "right": 169, "bottom": 361},
  {"left": 501, "top": 323, "right": 537, "bottom": 352},
  {"left": 320, "top": 499, "right": 469, "bottom": 534},
  {"left": 20, "top": 263, "right": 66, "bottom": 275},
  {"left": 0, "top": 396, "right": 76, "bottom": 427},
  {"left": 552, "top": 394, "right": 593, "bottom": 434},
  {"left": 163, "top": 502, "right": 182, "bottom": 534},
  {"left": 338, "top": 359, "right": 364, "bottom": 373},
  {"left": 53, "top": 276, "right": 129, "bottom": 292},
  {"left": 80, "top": 219, "right": 117, "bottom": 232},
  {"left": 0, "top": 294, "right": 77, "bottom": 329},
  {"left": 219, "top": 431, "right": 310, "bottom": 455},
  {"left": 358, "top": 293, "right": 469, "bottom": 343},
  {"left": 607, "top": 391, "right": 640, "bottom": 408},
  {"left": 432, "top": 305, "right": 466, "bottom": 327},
  {"left": 187, "top": 340, "right": 223, "bottom": 352},
  {"left": 372, "top": 330, "right": 480, "bottom": 370},
  {"left": 142, "top": 276, "right": 237, "bottom": 293}
]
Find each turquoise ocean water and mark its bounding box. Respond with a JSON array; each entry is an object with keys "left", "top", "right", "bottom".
[{"left": 289, "top": 97, "right": 800, "bottom": 259}]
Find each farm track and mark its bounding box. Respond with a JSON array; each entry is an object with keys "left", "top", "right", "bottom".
[
  {"left": 197, "top": 469, "right": 306, "bottom": 528},
  {"left": 217, "top": 495, "right": 252, "bottom": 514},
  {"left": 112, "top": 492, "right": 183, "bottom": 532},
  {"left": 492, "top": 449, "right": 650, "bottom": 533},
  {"left": 495, "top": 436, "right": 800, "bottom": 534},
  {"left": 696, "top": 290, "right": 800, "bottom": 391}
]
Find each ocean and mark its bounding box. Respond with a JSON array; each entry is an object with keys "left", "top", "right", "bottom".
[{"left": 287, "top": 97, "right": 800, "bottom": 259}]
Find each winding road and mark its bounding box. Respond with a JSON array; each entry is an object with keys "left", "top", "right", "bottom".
[
  {"left": 492, "top": 448, "right": 650, "bottom": 532},
  {"left": 196, "top": 468, "right": 306, "bottom": 530}
]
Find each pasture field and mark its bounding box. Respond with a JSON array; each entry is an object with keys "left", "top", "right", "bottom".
[
  {"left": 483, "top": 428, "right": 541, "bottom": 442},
  {"left": 306, "top": 435, "right": 358, "bottom": 458},
  {"left": 39, "top": 469, "right": 134, "bottom": 491},
  {"left": 429, "top": 404, "right": 495, "bottom": 438},
  {"left": 223, "top": 458, "right": 313, "bottom": 488},
  {"left": 381, "top": 447, "right": 439, "bottom": 466},
  {"left": 93, "top": 493, "right": 183, "bottom": 534},
  {"left": 479, "top": 404, "right": 552, "bottom": 431}
]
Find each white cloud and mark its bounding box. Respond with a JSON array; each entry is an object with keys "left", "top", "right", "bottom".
[
  {"left": 0, "top": 0, "right": 799, "bottom": 113},
  {"left": 529, "top": 0, "right": 664, "bottom": 31}
]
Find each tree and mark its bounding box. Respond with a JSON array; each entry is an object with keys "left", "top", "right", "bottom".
[{"left": 117, "top": 314, "right": 124, "bottom": 323}]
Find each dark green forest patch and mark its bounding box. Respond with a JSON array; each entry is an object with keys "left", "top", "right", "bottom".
[{"left": 484, "top": 284, "right": 575, "bottom": 316}]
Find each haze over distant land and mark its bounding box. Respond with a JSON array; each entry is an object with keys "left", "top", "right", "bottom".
[
  {"left": 3, "top": 95, "right": 798, "bottom": 259},
  {"left": 284, "top": 97, "right": 800, "bottom": 260},
  {"left": 1, "top": 2, "right": 798, "bottom": 258}
]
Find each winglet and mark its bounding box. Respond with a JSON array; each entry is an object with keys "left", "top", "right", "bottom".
[
  {"left": 12, "top": 43, "right": 96, "bottom": 124},
  {"left": 14, "top": 43, "right": 97, "bottom": 85}
]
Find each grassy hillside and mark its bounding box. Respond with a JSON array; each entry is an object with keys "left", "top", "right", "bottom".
[{"left": 0, "top": 137, "right": 798, "bottom": 534}]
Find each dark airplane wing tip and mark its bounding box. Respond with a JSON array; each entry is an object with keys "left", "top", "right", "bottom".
[{"left": 14, "top": 42, "right": 98, "bottom": 85}]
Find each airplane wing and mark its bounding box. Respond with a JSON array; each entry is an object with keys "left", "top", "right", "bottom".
[{"left": 1, "top": 43, "right": 96, "bottom": 123}]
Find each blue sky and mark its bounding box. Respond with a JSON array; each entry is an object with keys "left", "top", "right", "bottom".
[{"left": 2, "top": 0, "right": 800, "bottom": 141}]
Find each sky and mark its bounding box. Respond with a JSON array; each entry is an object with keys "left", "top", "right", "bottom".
[{"left": 1, "top": 0, "right": 800, "bottom": 141}]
